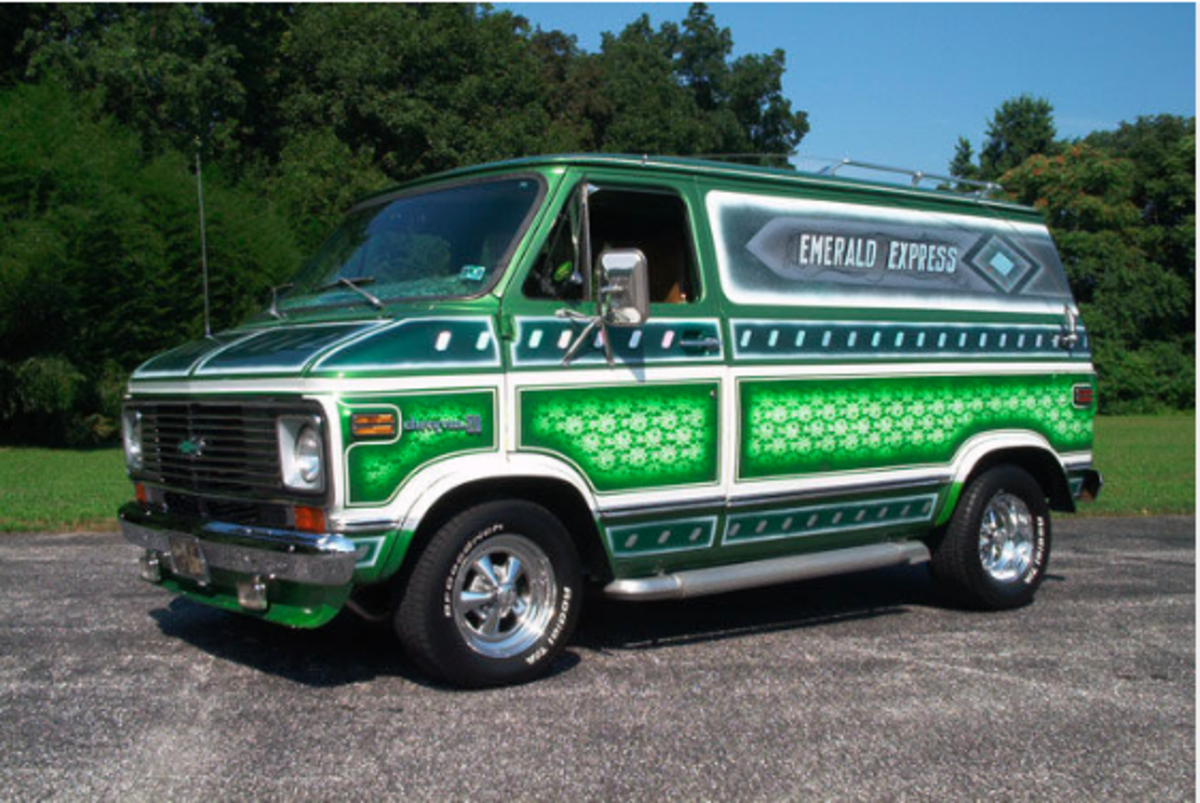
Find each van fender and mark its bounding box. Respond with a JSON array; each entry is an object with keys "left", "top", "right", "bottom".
[
  {"left": 938, "top": 430, "right": 1075, "bottom": 524},
  {"left": 395, "top": 453, "right": 598, "bottom": 534}
]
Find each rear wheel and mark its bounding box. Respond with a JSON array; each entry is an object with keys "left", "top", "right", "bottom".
[
  {"left": 395, "top": 500, "right": 582, "bottom": 688},
  {"left": 930, "top": 465, "right": 1051, "bottom": 610}
]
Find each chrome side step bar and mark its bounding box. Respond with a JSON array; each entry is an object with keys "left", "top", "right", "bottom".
[{"left": 603, "top": 541, "right": 931, "bottom": 602}]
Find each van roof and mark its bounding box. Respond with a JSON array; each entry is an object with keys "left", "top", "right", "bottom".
[{"left": 391, "top": 153, "right": 1043, "bottom": 222}]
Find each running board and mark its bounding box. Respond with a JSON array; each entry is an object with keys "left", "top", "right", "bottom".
[{"left": 603, "top": 541, "right": 931, "bottom": 602}]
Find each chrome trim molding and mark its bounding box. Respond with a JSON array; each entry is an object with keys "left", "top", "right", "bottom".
[
  {"left": 727, "top": 474, "right": 951, "bottom": 510},
  {"left": 1060, "top": 452, "right": 1094, "bottom": 469},
  {"left": 119, "top": 507, "right": 360, "bottom": 586},
  {"left": 328, "top": 518, "right": 400, "bottom": 534},
  {"left": 600, "top": 497, "right": 726, "bottom": 520},
  {"left": 603, "top": 540, "right": 931, "bottom": 601}
]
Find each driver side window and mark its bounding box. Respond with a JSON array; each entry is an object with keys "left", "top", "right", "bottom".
[{"left": 523, "top": 184, "right": 699, "bottom": 304}]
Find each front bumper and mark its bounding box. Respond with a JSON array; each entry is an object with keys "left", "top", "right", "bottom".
[{"left": 118, "top": 503, "right": 362, "bottom": 586}]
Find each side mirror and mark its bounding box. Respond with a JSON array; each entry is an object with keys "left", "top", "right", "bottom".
[{"left": 598, "top": 248, "right": 650, "bottom": 327}]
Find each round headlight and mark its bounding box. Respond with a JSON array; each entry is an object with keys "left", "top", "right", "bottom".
[
  {"left": 295, "top": 425, "right": 323, "bottom": 484},
  {"left": 122, "top": 409, "right": 144, "bottom": 472}
]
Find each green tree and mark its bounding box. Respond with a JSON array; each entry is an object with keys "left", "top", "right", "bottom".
[
  {"left": 585, "top": 5, "right": 808, "bottom": 164},
  {"left": 979, "top": 94, "right": 1057, "bottom": 179},
  {"left": 21, "top": 4, "right": 251, "bottom": 162},
  {"left": 1003, "top": 145, "right": 1194, "bottom": 411},
  {"left": 0, "top": 81, "right": 301, "bottom": 443},
  {"left": 948, "top": 135, "right": 979, "bottom": 181},
  {"left": 276, "top": 4, "right": 571, "bottom": 184}
]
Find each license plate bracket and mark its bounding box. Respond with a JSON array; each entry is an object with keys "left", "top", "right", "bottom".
[{"left": 168, "top": 533, "right": 210, "bottom": 584}]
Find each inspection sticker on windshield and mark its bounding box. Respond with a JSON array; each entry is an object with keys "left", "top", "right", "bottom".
[{"left": 460, "top": 265, "right": 487, "bottom": 282}]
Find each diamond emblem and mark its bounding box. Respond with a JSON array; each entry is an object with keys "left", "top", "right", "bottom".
[{"left": 967, "top": 236, "right": 1038, "bottom": 293}]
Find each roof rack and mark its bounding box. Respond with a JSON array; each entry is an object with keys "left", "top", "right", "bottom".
[{"left": 817, "top": 158, "right": 1004, "bottom": 198}]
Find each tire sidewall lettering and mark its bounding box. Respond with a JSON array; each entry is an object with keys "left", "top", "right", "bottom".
[
  {"left": 441, "top": 522, "right": 506, "bottom": 619},
  {"left": 1023, "top": 513, "right": 1048, "bottom": 585}
]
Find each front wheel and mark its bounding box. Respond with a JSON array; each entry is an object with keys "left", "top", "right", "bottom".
[
  {"left": 929, "top": 465, "right": 1051, "bottom": 610},
  {"left": 395, "top": 501, "right": 582, "bottom": 688}
]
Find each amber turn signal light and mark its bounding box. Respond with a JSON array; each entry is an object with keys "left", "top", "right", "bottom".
[
  {"left": 135, "top": 482, "right": 148, "bottom": 504},
  {"left": 351, "top": 412, "right": 397, "bottom": 438},
  {"left": 294, "top": 505, "right": 327, "bottom": 534}
]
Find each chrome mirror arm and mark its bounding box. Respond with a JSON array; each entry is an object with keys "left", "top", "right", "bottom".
[{"left": 1060, "top": 304, "right": 1079, "bottom": 350}]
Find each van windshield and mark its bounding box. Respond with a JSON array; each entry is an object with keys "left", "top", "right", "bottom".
[{"left": 281, "top": 176, "right": 544, "bottom": 310}]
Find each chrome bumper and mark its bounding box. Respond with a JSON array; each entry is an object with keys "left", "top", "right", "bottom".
[{"left": 118, "top": 504, "right": 362, "bottom": 586}]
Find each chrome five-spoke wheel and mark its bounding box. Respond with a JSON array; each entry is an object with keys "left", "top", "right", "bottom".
[
  {"left": 977, "top": 492, "right": 1035, "bottom": 583},
  {"left": 451, "top": 534, "right": 557, "bottom": 659},
  {"left": 929, "top": 465, "right": 1050, "bottom": 610},
  {"left": 396, "top": 500, "right": 582, "bottom": 687}
]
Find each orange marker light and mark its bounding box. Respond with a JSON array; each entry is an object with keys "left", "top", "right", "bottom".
[
  {"left": 135, "top": 482, "right": 147, "bottom": 504},
  {"left": 351, "top": 412, "right": 397, "bottom": 438},
  {"left": 294, "top": 505, "right": 327, "bottom": 534}
]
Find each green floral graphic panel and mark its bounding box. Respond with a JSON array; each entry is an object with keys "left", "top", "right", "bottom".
[
  {"left": 520, "top": 383, "right": 719, "bottom": 492},
  {"left": 342, "top": 391, "right": 496, "bottom": 505},
  {"left": 740, "top": 374, "right": 1093, "bottom": 479}
]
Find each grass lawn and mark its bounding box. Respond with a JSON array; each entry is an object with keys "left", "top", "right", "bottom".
[
  {"left": 0, "top": 415, "right": 1193, "bottom": 531},
  {"left": 1069, "top": 414, "right": 1195, "bottom": 517},
  {"left": 0, "top": 447, "right": 129, "bottom": 532}
]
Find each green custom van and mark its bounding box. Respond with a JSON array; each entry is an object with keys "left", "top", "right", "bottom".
[{"left": 119, "top": 155, "right": 1102, "bottom": 687}]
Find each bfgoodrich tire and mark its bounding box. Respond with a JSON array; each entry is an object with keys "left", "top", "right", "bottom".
[
  {"left": 929, "top": 465, "right": 1051, "bottom": 610},
  {"left": 395, "top": 500, "right": 582, "bottom": 688}
]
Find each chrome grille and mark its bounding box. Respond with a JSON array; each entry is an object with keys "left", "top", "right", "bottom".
[{"left": 133, "top": 400, "right": 311, "bottom": 499}]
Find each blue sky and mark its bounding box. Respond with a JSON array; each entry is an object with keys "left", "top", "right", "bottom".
[{"left": 499, "top": 3, "right": 1196, "bottom": 179}]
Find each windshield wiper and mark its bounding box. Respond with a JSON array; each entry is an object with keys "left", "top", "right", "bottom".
[
  {"left": 319, "top": 276, "right": 384, "bottom": 310},
  {"left": 266, "top": 282, "right": 293, "bottom": 320}
]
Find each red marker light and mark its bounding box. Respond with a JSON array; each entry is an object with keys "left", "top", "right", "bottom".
[
  {"left": 1072, "top": 385, "right": 1094, "bottom": 407},
  {"left": 294, "top": 505, "right": 327, "bottom": 534}
]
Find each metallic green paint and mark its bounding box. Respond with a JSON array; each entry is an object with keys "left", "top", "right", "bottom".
[
  {"left": 161, "top": 572, "right": 350, "bottom": 628},
  {"left": 731, "top": 320, "right": 1089, "bottom": 363},
  {"left": 511, "top": 318, "right": 723, "bottom": 366},
  {"left": 519, "top": 382, "right": 719, "bottom": 493},
  {"left": 132, "top": 330, "right": 252, "bottom": 378},
  {"left": 195, "top": 322, "right": 379, "bottom": 375},
  {"left": 934, "top": 482, "right": 965, "bottom": 527},
  {"left": 312, "top": 318, "right": 499, "bottom": 375},
  {"left": 740, "top": 374, "right": 1094, "bottom": 479},
  {"left": 605, "top": 515, "right": 719, "bottom": 558},
  {"left": 724, "top": 492, "right": 938, "bottom": 545},
  {"left": 341, "top": 391, "right": 497, "bottom": 506}
]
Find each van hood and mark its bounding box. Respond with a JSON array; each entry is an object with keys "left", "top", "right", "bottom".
[{"left": 130, "top": 317, "right": 500, "bottom": 382}]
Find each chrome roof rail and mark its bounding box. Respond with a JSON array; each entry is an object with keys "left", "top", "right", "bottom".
[{"left": 817, "top": 158, "right": 1004, "bottom": 198}]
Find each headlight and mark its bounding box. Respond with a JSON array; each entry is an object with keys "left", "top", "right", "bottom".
[
  {"left": 278, "top": 415, "right": 325, "bottom": 492},
  {"left": 122, "top": 408, "right": 144, "bottom": 473},
  {"left": 295, "top": 426, "right": 322, "bottom": 484}
]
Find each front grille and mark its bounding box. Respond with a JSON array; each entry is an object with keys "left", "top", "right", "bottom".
[{"left": 132, "top": 399, "right": 319, "bottom": 500}]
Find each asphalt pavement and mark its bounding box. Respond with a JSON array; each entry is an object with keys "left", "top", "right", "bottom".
[{"left": 0, "top": 516, "right": 1193, "bottom": 800}]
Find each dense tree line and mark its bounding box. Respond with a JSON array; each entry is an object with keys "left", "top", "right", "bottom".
[
  {"left": 953, "top": 98, "right": 1195, "bottom": 412},
  {"left": 0, "top": 5, "right": 1191, "bottom": 444},
  {"left": 0, "top": 3, "right": 808, "bottom": 444}
]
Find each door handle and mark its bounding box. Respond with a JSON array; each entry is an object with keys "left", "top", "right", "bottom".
[{"left": 679, "top": 335, "right": 721, "bottom": 352}]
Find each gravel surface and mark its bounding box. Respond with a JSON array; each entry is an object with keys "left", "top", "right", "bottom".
[{"left": 0, "top": 516, "right": 1193, "bottom": 800}]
